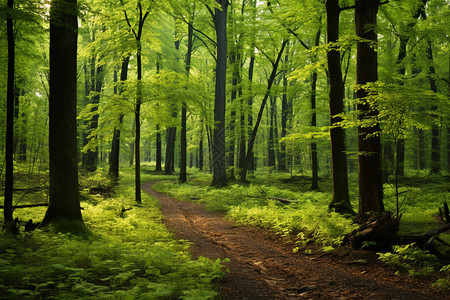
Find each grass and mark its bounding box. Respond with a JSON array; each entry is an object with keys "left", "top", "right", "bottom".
[{"left": 0, "top": 166, "right": 227, "bottom": 300}]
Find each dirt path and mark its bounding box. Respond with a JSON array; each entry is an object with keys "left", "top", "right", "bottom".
[{"left": 142, "top": 182, "right": 448, "bottom": 300}]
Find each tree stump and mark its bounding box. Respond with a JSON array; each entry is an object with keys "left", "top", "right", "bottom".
[{"left": 345, "top": 212, "right": 400, "bottom": 251}]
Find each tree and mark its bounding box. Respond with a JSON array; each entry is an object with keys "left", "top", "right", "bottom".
[
  {"left": 109, "top": 56, "right": 130, "bottom": 181},
  {"left": 240, "top": 39, "right": 288, "bottom": 182},
  {"left": 355, "top": 0, "right": 384, "bottom": 223},
  {"left": 211, "top": 0, "right": 228, "bottom": 187},
  {"left": 326, "top": 0, "right": 353, "bottom": 214},
  {"left": 40, "top": 0, "right": 89, "bottom": 234},
  {"left": 310, "top": 26, "right": 321, "bottom": 191},
  {"left": 179, "top": 22, "right": 194, "bottom": 183},
  {"left": 4, "top": 0, "right": 15, "bottom": 224},
  {"left": 120, "top": 0, "right": 154, "bottom": 203}
]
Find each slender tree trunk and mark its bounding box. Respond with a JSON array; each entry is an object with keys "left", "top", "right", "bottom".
[
  {"left": 135, "top": 42, "right": 143, "bottom": 203},
  {"left": 41, "top": 0, "right": 87, "bottom": 231},
  {"left": 268, "top": 97, "right": 276, "bottom": 168},
  {"left": 240, "top": 40, "right": 288, "bottom": 182},
  {"left": 279, "top": 42, "right": 290, "bottom": 172},
  {"left": 155, "top": 58, "right": 162, "bottom": 172},
  {"left": 180, "top": 22, "right": 193, "bottom": 183},
  {"left": 326, "top": 0, "right": 352, "bottom": 214},
  {"left": 211, "top": 0, "right": 229, "bottom": 186},
  {"left": 4, "top": 0, "right": 15, "bottom": 223},
  {"left": 111, "top": 58, "right": 130, "bottom": 179},
  {"left": 426, "top": 40, "right": 440, "bottom": 174},
  {"left": 355, "top": 0, "right": 384, "bottom": 223},
  {"left": 108, "top": 63, "right": 121, "bottom": 179},
  {"left": 310, "top": 28, "right": 321, "bottom": 191},
  {"left": 246, "top": 48, "right": 256, "bottom": 172},
  {"left": 199, "top": 125, "right": 204, "bottom": 171},
  {"left": 447, "top": 53, "right": 450, "bottom": 173},
  {"left": 155, "top": 124, "right": 162, "bottom": 171}
]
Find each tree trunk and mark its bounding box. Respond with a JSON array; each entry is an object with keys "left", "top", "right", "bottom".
[
  {"left": 326, "top": 0, "right": 352, "bottom": 214},
  {"left": 268, "top": 97, "right": 276, "bottom": 168},
  {"left": 426, "top": 40, "right": 440, "bottom": 174},
  {"left": 310, "top": 28, "right": 321, "bottom": 191},
  {"left": 279, "top": 43, "right": 289, "bottom": 172},
  {"left": 155, "top": 58, "right": 162, "bottom": 172},
  {"left": 83, "top": 53, "right": 104, "bottom": 172},
  {"left": 240, "top": 40, "right": 288, "bottom": 182},
  {"left": 4, "top": 0, "right": 15, "bottom": 223},
  {"left": 155, "top": 124, "right": 162, "bottom": 171},
  {"left": 199, "top": 126, "right": 204, "bottom": 171},
  {"left": 41, "top": 0, "right": 87, "bottom": 232},
  {"left": 165, "top": 126, "right": 176, "bottom": 174},
  {"left": 355, "top": 0, "right": 384, "bottom": 223},
  {"left": 246, "top": 47, "right": 256, "bottom": 172},
  {"left": 180, "top": 22, "right": 193, "bottom": 182},
  {"left": 109, "top": 56, "right": 130, "bottom": 180},
  {"left": 135, "top": 41, "right": 143, "bottom": 203},
  {"left": 211, "top": 0, "right": 229, "bottom": 187}
]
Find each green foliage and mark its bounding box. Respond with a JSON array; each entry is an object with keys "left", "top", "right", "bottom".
[
  {"left": 433, "top": 264, "right": 450, "bottom": 291},
  {"left": 0, "top": 173, "right": 226, "bottom": 299},
  {"left": 378, "top": 243, "right": 441, "bottom": 276},
  {"left": 154, "top": 176, "right": 357, "bottom": 249}
]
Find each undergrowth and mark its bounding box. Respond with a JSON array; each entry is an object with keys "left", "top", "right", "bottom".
[
  {"left": 0, "top": 168, "right": 227, "bottom": 299},
  {"left": 153, "top": 174, "right": 357, "bottom": 250}
]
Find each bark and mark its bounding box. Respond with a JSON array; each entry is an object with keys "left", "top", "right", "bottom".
[
  {"left": 310, "top": 28, "right": 321, "bottom": 191},
  {"left": 246, "top": 47, "right": 256, "bottom": 172},
  {"left": 179, "top": 22, "right": 193, "bottom": 183},
  {"left": 355, "top": 0, "right": 384, "bottom": 223},
  {"left": 268, "top": 97, "right": 276, "bottom": 168},
  {"left": 211, "top": 0, "right": 229, "bottom": 187},
  {"left": 155, "top": 124, "right": 162, "bottom": 171},
  {"left": 165, "top": 125, "right": 176, "bottom": 174},
  {"left": 155, "top": 58, "right": 162, "bottom": 172},
  {"left": 4, "top": 0, "right": 15, "bottom": 223},
  {"left": 427, "top": 40, "right": 440, "bottom": 174},
  {"left": 240, "top": 40, "right": 288, "bottom": 182},
  {"left": 135, "top": 42, "right": 142, "bottom": 203},
  {"left": 279, "top": 43, "right": 290, "bottom": 172},
  {"left": 227, "top": 51, "right": 238, "bottom": 178},
  {"left": 41, "top": 0, "right": 86, "bottom": 231},
  {"left": 109, "top": 57, "right": 129, "bottom": 179},
  {"left": 447, "top": 53, "right": 450, "bottom": 173},
  {"left": 326, "top": 0, "right": 352, "bottom": 214},
  {"left": 199, "top": 128, "right": 204, "bottom": 171},
  {"left": 83, "top": 51, "right": 104, "bottom": 172}
]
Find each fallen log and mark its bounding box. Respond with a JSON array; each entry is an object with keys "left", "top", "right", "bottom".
[
  {"left": 258, "top": 185, "right": 297, "bottom": 204},
  {"left": 268, "top": 196, "right": 296, "bottom": 204},
  {"left": 0, "top": 203, "right": 48, "bottom": 209}
]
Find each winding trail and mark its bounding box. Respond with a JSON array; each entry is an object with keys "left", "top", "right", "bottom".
[{"left": 142, "top": 182, "right": 447, "bottom": 300}]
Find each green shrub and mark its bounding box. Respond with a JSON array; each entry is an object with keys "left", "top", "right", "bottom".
[{"left": 378, "top": 243, "right": 441, "bottom": 276}]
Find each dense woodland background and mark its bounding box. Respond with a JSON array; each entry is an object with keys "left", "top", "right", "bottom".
[{"left": 1, "top": 0, "right": 450, "bottom": 298}]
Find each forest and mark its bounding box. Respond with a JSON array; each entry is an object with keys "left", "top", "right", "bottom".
[{"left": 1, "top": 0, "right": 450, "bottom": 299}]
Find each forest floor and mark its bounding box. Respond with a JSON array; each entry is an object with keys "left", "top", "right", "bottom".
[{"left": 142, "top": 181, "right": 449, "bottom": 300}]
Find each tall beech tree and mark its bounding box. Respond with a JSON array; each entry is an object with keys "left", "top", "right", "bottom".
[
  {"left": 109, "top": 56, "right": 130, "bottom": 180},
  {"left": 4, "top": 0, "right": 15, "bottom": 224},
  {"left": 211, "top": 0, "right": 229, "bottom": 187},
  {"left": 179, "top": 22, "right": 194, "bottom": 183},
  {"left": 120, "top": 0, "right": 153, "bottom": 203},
  {"left": 326, "top": 0, "right": 352, "bottom": 214},
  {"left": 355, "top": 0, "right": 384, "bottom": 222},
  {"left": 240, "top": 39, "right": 288, "bottom": 182},
  {"left": 40, "top": 0, "right": 88, "bottom": 233}
]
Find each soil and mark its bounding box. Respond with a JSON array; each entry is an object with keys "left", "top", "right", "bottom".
[{"left": 142, "top": 182, "right": 449, "bottom": 300}]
